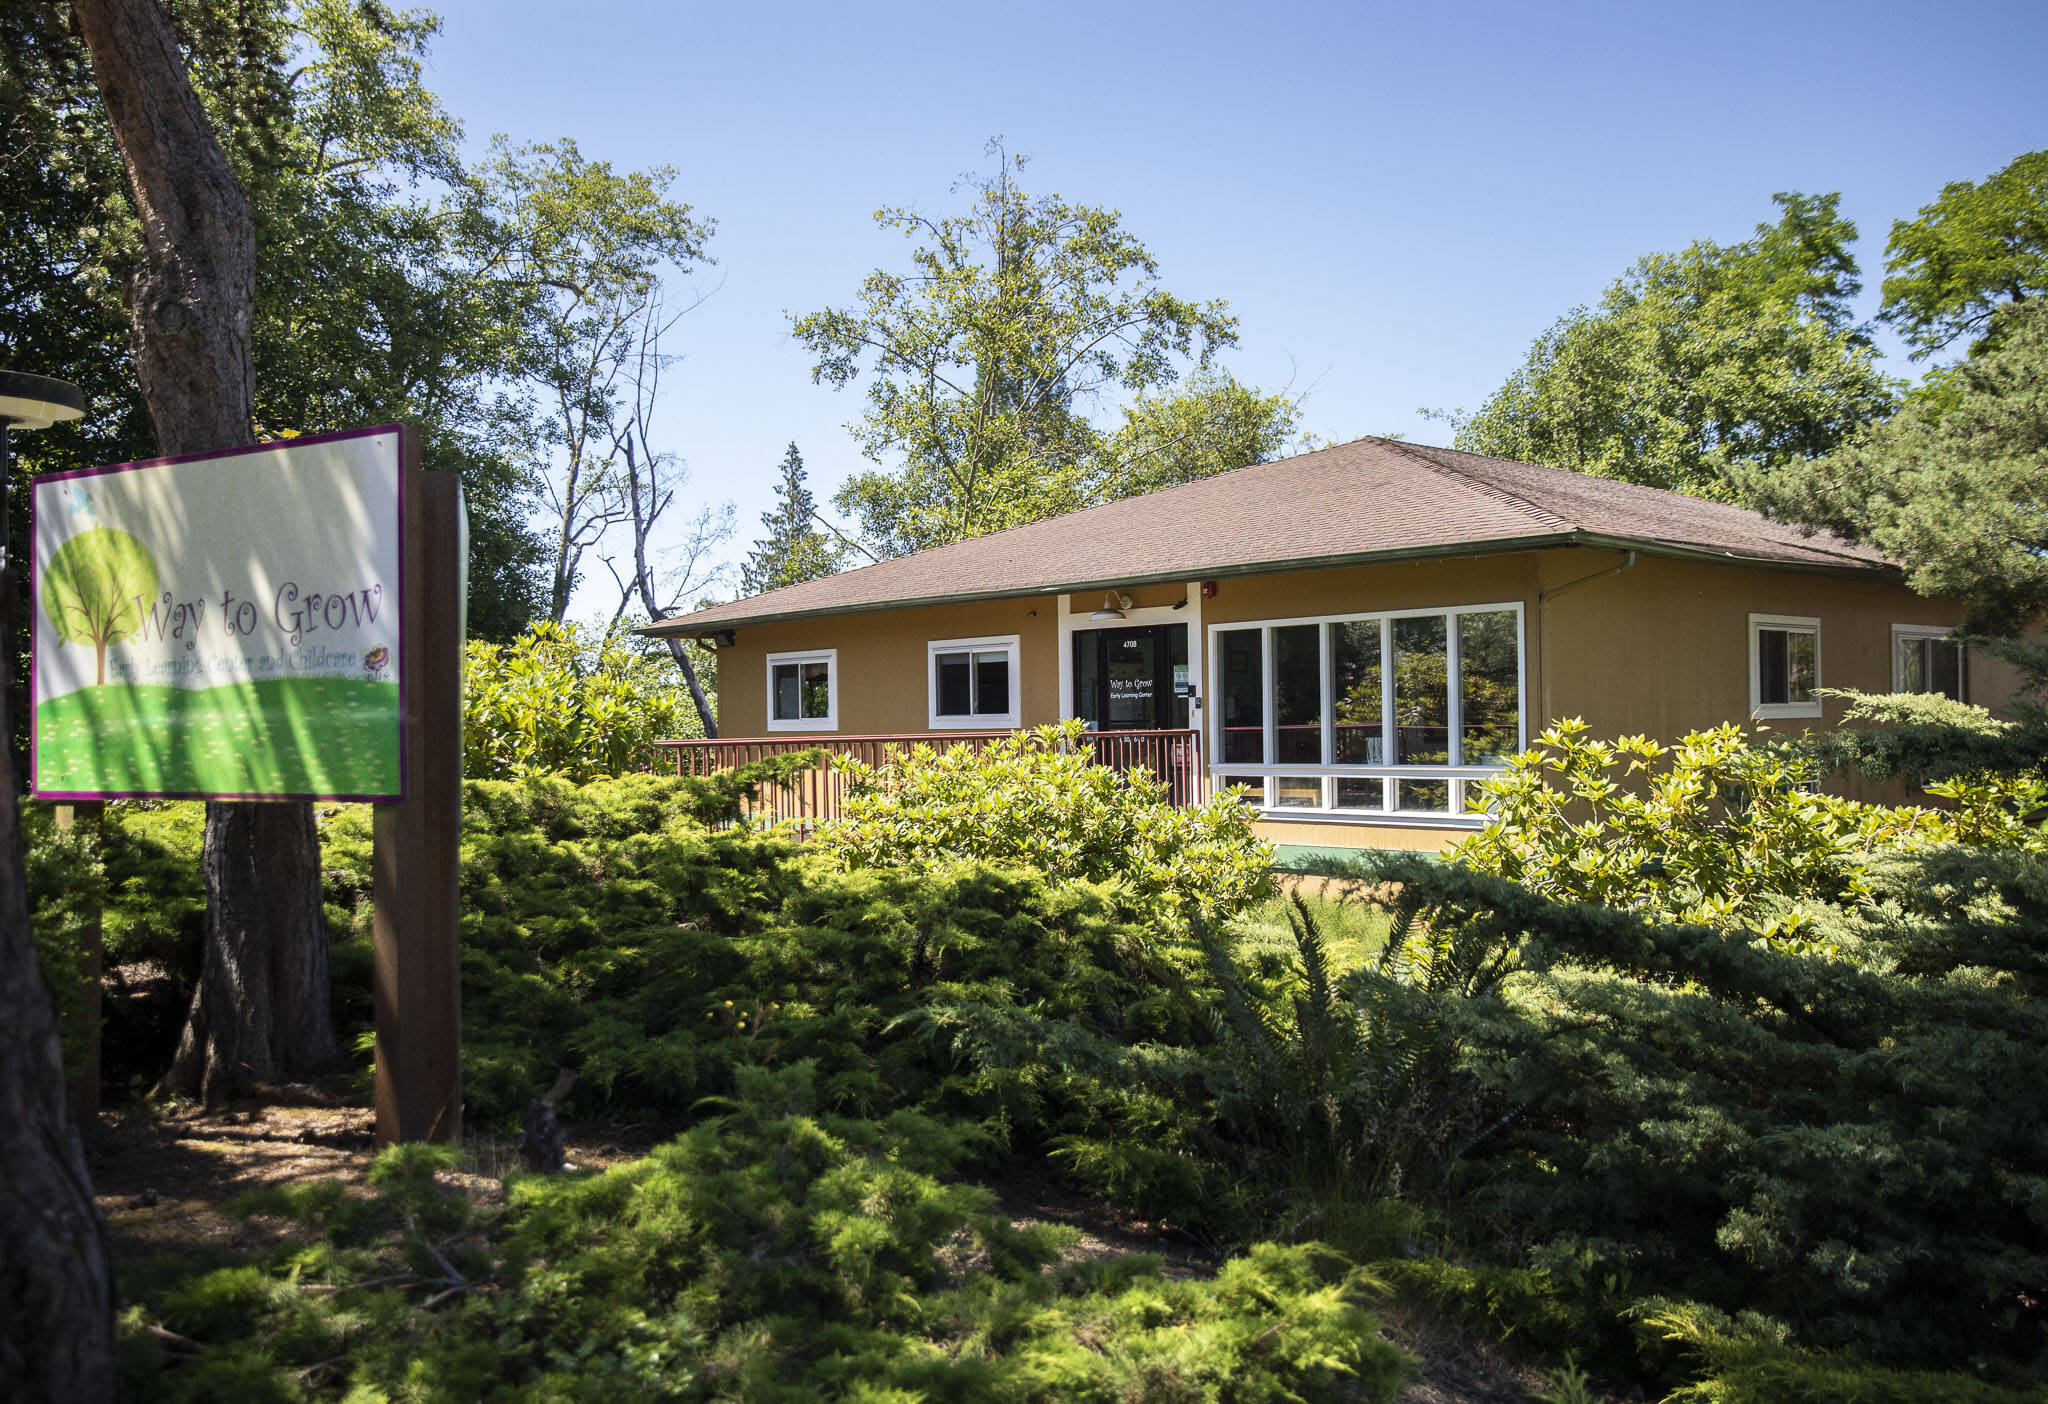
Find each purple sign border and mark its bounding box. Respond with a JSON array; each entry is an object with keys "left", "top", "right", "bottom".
[{"left": 30, "top": 423, "right": 410, "bottom": 805}]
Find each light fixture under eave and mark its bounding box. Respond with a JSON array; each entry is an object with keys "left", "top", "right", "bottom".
[{"left": 1090, "top": 592, "right": 1132, "bottom": 621}]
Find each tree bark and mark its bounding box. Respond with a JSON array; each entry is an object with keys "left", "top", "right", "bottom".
[{"left": 72, "top": 0, "right": 338, "bottom": 1102}]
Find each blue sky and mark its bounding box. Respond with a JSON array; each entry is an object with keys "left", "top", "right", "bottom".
[{"left": 410, "top": 0, "right": 2046, "bottom": 608}]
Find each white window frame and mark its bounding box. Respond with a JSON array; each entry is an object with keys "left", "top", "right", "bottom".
[
  {"left": 1890, "top": 623, "right": 1966, "bottom": 701},
  {"left": 765, "top": 648, "right": 838, "bottom": 732},
  {"left": 927, "top": 634, "right": 1021, "bottom": 730},
  {"left": 1748, "top": 614, "right": 1822, "bottom": 720},
  {"left": 1204, "top": 602, "right": 1527, "bottom": 828}
]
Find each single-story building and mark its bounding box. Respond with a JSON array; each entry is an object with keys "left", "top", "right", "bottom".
[{"left": 645, "top": 436, "right": 2012, "bottom": 856}]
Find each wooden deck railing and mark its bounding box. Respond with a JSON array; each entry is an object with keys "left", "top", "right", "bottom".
[{"left": 650, "top": 728, "right": 1204, "bottom": 828}]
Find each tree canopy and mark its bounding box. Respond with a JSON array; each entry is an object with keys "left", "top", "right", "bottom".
[
  {"left": 1737, "top": 299, "right": 2048, "bottom": 635},
  {"left": 1881, "top": 150, "right": 2048, "bottom": 360},
  {"left": 792, "top": 146, "right": 1295, "bottom": 557},
  {"left": 1447, "top": 193, "right": 1901, "bottom": 501}
]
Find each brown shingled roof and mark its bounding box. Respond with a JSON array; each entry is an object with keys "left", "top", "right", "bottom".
[{"left": 645, "top": 436, "right": 1889, "bottom": 636}]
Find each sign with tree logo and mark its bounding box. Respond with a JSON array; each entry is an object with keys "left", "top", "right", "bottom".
[{"left": 31, "top": 426, "right": 404, "bottom": 800}]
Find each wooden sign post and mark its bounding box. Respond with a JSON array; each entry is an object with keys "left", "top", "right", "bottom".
[{"left": 371, "top": 443, "right": 464, "bottom": 1145}]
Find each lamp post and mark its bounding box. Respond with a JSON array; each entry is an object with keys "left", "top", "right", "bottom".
[{"left": 0, "top": 369, "right": 92, "bottom": 1125}]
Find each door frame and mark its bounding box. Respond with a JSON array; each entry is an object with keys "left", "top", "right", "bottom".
[{"left": 1057, "top": 583, "right": 1205, "bottom": 731}]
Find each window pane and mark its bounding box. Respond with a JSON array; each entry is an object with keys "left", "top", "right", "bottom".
[
  {"left": 1393, "top": 615, "right": 1449, "bottom": 765},
  {"left": 1931, "top": 639, "right": 1962, "bottom": 700},
  {"left": 772, "top": 663, "right": 800, "bottom": 721},
  {"left": 1220, "top": 629, "right": 1264, "bottom": 764},
  {"left": 1459, "top": 610, "right": 1520, "bottom": 765},
  {"left": 800, "top": 661, "right": 831, "bottom": 719},
  {"left": 1896, "top": 635, "right": 1928, "bottom": 694},
  {"left": 1396, "top": 779, "right": 1449, "bottom": 812},
  {"left": 1758, "top": 630, "right": 1789, "bottom": 705},
  {"left": 1785, "top": 631, "right": 1816, "bottom": 703},
  {"left": 1273, "top": 775, "right": 1321, "bottom": 808},
  {"left": 935, "top": 652, "right": 971, "bottom": 715},
  {"left": 1074, "top": 633, "right": 1101, "bottom": 728},
  {"left": 1331, "top": 620, "right": 1383, "bottom": 764},
  {"left": 1219, "top": 775, "right": 1265, "bottom": 805},
  {"left": 973, "top": 650, "right": 1010, "bottom": 715},
  {"left": 1333, "top": 776, "right": 1384, "bottom": 810},
  {"left": 1273, "top": 625, "right": 1321, "bottom": 764}
]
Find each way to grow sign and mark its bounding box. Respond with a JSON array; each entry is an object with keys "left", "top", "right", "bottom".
[{"left": 31, "top": 425, "right": 404, "bottom": 801}]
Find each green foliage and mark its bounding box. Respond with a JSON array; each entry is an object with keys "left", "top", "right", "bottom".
[
  {"left": 1194, "top": 898, "right": 1505, "bottom": 1202},
  {"left": 821, "top": 720, "right": 1275, "bottom": 921},
  {"left": 462, "top": 621, "right": 707, "bottom": 780},
  {"left": 1086, "top": 372, "right": 1303, "bottom": 502},
  {"left": 791, "top": 144, "right": 1285, "bottom": 556},
  {"left": 1881, "top": 149, "right": 2048, "bottom": 360},
  {"left": 1454, "top": 718, "right": 1946, "bottom": 940},
  {"left": 24, "top": 803, "right": 105, "bottom": 1080},
  {"left": 1738, "top": 298, "right": 2048, "bottom": 636},
  {"left": 1307, "top": 790, "right": 2048, "bottom": 1379},
  {"left": 118, "top": 1065, "right": 1411, "bottom": 1402},
  {"left": 1448, "top": 192, "right": 1900, "bottom": 500},
  {"left": 739, "top": 442, "right": 840, "bottom": 596},
  {"left": 1646, "top": 1300, "right": 2041, "bottom": 1403}
]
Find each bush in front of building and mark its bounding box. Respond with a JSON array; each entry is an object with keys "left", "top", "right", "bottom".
[
  {"left": 819, "top": 719, "right": 1276, "bottom": 922},
  {"left": 462, "top": 620, "right": 707, "bottom": 781}
]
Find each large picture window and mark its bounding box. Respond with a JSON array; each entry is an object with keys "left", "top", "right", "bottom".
[
  {"left": 766, "top": 649, "right": 836, "bottom": 732},
  {"left": 928, "top": 635, "right": 1020, "bottom": 729},
  {"left": 1892, "top": 625, "right": 1964, "bottom": 702},
  {"left": 1749, "top": 614, "right": 1821, "bottom": 719},
  {"left": 1208, "top": 604, "right": 1525, "bottom": 822}
]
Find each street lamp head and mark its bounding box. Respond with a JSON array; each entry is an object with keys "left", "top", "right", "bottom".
[{"left": 0, "top": 370, "right": 87, "bottom": 431}]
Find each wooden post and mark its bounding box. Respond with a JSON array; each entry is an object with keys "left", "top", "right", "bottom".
[
  {"left": 371, "top": 435, "right": 464, "bottom": 1145},
  {"left": 54, "top": 802, "right": 103, "bottom": 1130}
]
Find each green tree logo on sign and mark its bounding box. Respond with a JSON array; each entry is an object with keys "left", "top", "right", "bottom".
[{"left": 42, "top": 526, "right": 159, "bottom": 685}]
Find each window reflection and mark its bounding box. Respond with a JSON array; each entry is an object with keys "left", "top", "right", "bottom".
[
  {"left": 1331, "top": 620, "right": 1383, "bottom": 764},
  {"left": 1459, "top": 610, "right": 1520, "bottom": 764},
  {"left": 1393, "top": 615, "right": 1449, "bottom": 765}
]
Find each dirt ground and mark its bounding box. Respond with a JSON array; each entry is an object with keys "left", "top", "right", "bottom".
[{"left": 86, "top": 1084, "right": 1555, "bottom": 1403}]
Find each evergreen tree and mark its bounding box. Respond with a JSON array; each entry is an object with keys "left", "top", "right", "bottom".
[{"left": 739, "top": 444, "right": 839, "bottom": 596}]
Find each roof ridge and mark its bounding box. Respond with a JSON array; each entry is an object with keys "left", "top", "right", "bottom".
[{"left": 1371, "top": 437, "right": 1576, "bottom": 533}]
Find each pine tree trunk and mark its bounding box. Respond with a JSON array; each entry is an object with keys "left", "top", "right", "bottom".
[{"left": 73, "top": 0, "right": 338, "bottom": 1103}]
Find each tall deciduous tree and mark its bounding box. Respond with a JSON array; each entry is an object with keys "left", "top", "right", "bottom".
[
  {"left": 739, "top": 444, "right": 839, "bottom": 596},
  {"left": 71, "top": 0, "right": 338, "bottom": 1105},
  {"left": 791, "top": 145, "right": 1255, "bottom": 557},
  {"left": 471, "top": 139, "right": 712, "bottom": 622},
  {"left": 1447, "top": 193, "right": 1901, "bottom": 500},
  {"left": 1881, "top": 150, "right": 2048, "bottom": 360}
]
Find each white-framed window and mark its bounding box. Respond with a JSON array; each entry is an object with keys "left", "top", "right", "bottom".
[
  {"left": 1749, "top": 614, "right": 1821, "bottom": 719},
  {"left": 1892, "top": 624, "right": 1965, "bottom": 701},
  {"left": 1206, "top": 603, "right": 1525, "bottom": 824},
  {"left": 928, "top": 635, "right": 1020, "bottom": 729},
  {"left": 766, "top": 649, "right": 837, "bottom": 732}
]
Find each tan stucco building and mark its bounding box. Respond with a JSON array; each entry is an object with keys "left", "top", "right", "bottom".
[{"left": 648, "top": 437, "right": 2010, "bottom": 859}]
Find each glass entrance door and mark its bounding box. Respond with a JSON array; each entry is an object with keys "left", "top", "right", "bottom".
[{"left": 1073, "top": 623, "right": 1189, "bottom": 731}]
